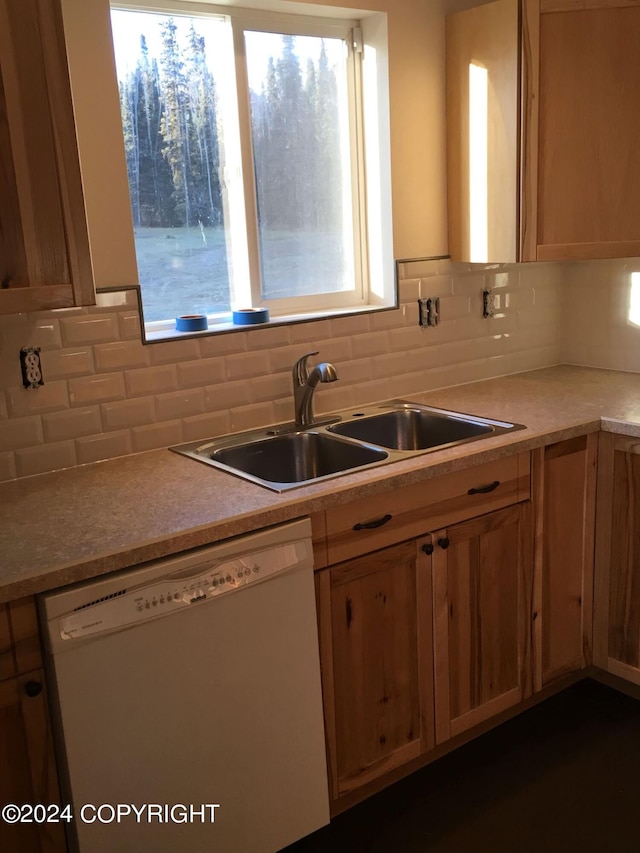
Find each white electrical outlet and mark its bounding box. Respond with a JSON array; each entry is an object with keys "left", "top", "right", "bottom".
[{"left": 20, "top": 347, "right": 44, "bottom": 389}]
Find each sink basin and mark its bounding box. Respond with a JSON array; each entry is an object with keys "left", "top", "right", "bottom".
[
  {"left": 191, "top": 432, "right": 387, "bottom": 490},
  {"left": 170, "top": 401, "right": 524, "bottom": 492},
  {"left": 328, "top": 408, "right": 493, "bottom": 450}
]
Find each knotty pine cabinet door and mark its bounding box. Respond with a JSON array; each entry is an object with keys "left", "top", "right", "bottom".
[
  {"left": 0, "top": 0, "right": 94, "bottom": 314},
  {"left": 528, "top": 0, "right": 640, "bottom": 261},
  {"left": 0, "top": 598, "right": 66, "bottom": 853},
  {"left": 432, "top": 503, "right": 534, "bottom": 744},
  {"left": 316, "top": 539, "right": 434, "bottom": 801},
  {"left": 594, "top": 433, "right": 640, "bottom": 684},
  {"left": 447, "top": 0, "right": 640, "bottom": 263},
  {"left": 532, "top": 435, "right": 597, "bottom": 689},
  {"left": 0, "top": 671, "right": 67, "bottom": 853}
]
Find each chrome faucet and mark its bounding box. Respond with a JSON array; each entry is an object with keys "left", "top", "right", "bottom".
[{"left": 292, "top": 351, "right": 338, "bottom": 427}]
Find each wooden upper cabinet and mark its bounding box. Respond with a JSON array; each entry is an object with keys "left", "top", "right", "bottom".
[
  {"left": 0, "top": 0, "right": 94, "bottom": 314},
  {"left": 447, "top": 0, "right": 640, "bottom": 263},
  {"left": 446, "top": 0, "right": 520, "bottom": 263}
]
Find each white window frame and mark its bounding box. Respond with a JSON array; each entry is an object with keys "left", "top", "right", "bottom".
[{"left": 110, "top": 0, "right": 395, "bottom": 339}]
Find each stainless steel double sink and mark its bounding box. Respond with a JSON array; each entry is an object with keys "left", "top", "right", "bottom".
[{"left": 171, "top": 401, "right": 525, "bottom": 492}]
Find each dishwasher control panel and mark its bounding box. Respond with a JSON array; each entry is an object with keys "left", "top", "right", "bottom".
[{"left": 58, "top": 541, "right": 306, "bottom": 641}]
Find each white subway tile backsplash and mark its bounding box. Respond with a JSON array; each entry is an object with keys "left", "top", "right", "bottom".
[
  {"left": 314, "top": 384, "right": 354, "bottom": 414},
  {"left": 290, "top": 319, "right": 332, "bottom": 343},
  {"left": 246, "top": 325, "right": 291, "bottom": 350},
  {"left": 119, "top": 311, "right": 143, "bottom": 340},
  {"left": 8, "top": 382, "right": 70, "bottom": 417},
  {"left": 45, "top": 349, "right": 94, "bottom": 379},
  {"left": 182, "top": 411, "right": 231, "bottom": 442},
  {"left": 0, "top": 261, "right": 569, "bottom": 480},
  {"left": 150, "top": 339, "right": 201, "bottom": 365},
  {"left": 370, "top": 308, "right": 405, "bottom": 331},
  {"left": 94, "top": 341, "right": 149, "bottom": 372},
  {"left": 126, "top": 364, "right": 177, "bottom": 397},
  {"left": 60, "top": 315, "right": 120, "bottom": 346},
  {"left": 15, "top": 440, "right": 77, "bottom": 477},
  {"left": 155, "top": 389, "right": 205, "bottom": 422},
  {"left": 330, "top": 313, "right": 370, "bottom": 337},
  {"left": 336, "top": 357, "right": 373, "bottom": 385},
  {"left": 249, "top": 373, "right": 291, "bottom": 404},
  {"left": 351, "top": 331, "right": 390, "bottom": 359},
  {"left": 0, "top": 416, "right": 43, "bottom": 452},
  {"left": 199, "top": 331, "right": 248, "bottom": 356},
  {"left": 226, "top": 351, "right": 271, "bottom": 380},
  {"left": 101, "top": 398, "right": 156, "bottom": 431},
  {"left": 399, "top": 278, "right": 421, "bottom": 302},
  {"left": 309, "top": 336, "right": 352, "bottom": 364},
  {"left": 132, "top": 421, "right": 183, "bottom": 452},
  {"left": 43, "top": 407, "right": 102, "bottom": 443},
  {"left": 352, "top": 378, "right": 393, "bottom": 405},
  {"left": 76, "top": 430, "right": 133, "bottom": 465},
  {"left": 69, "top": 373, "right": 126, "bottom": 405},
  {"left": 177, "top": 357, "right": 225, "bottom": 389},
  {"left": 205, "top": 380, "right": 250, "bottom": 412},
  {"left": 229, "top": 402, "right": 274, "bottom": 433},
  {"left": 0, "top": 451, "right": 16, "bottom": 483}
]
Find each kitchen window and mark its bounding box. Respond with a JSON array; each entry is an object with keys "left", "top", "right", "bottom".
[{"left": 109, "top": 1, "right": 394, "bottom": 338}]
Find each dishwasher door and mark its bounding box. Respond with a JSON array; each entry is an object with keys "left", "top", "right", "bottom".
[{"left": 40, "top": 519, "right": 329, "bottom": 853}]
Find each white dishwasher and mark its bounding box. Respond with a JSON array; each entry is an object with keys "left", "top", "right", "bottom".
[{"left": 40, "top": 518, "right": 329, "bottom": 853}]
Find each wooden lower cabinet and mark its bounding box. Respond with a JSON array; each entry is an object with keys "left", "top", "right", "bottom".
[
  {"left": 0, "top": 670, "right": 66, "bottom": 853},
  {"left": 317, "top": 499, "right": 535, "bottom": 803},
  {"left": 594, "top": 433, "right": 640, "bottom": 683},
  {"left": 316, "top": 539, "right": 434, "bottom": 799},
  {"left": 534, "top": 435, "right": 597, "bottom": 688},
  {"left": 432, "top": 503, "right": 534, "bottom": 743},
  {"left": 0, "top": 599, "right": 66, "bottom": 853}
]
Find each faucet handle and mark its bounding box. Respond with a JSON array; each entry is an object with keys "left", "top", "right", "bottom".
[{"left": 293, "top": 351, "right": 319, "bottom": 384}]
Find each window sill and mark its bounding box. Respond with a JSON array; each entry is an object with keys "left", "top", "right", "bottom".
[{"left": 141, "top": 302, "right": 398, "bottom": 344}]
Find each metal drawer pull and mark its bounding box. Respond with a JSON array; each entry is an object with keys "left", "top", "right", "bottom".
[
  {"left": 422, "top": 543, "right": 434, "bottom": 555},
  {"left": 353, "top": 514, "right": 392, "bottom": 531},
  {"left": 467, "top": 480, "right": 500, "bottom": 495},
  {"left": 437, "top": 537, "right": 450, "bottom": 550}
]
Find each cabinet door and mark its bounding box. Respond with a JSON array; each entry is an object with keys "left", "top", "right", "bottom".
[
  {"left": 0, "top": 0, "right": 94, "bottom": 313},
  {"left": 523, "top": 0, "right": 640, "bottom": 261},
  {"left": 594, "top": 434, "right": 640, "bottom": 684},
  {"left": 432, "top": 503, "right": 533, "bottom": 744},
  {"left": 316, "top": 539, "right": 434, "bottom": 799},
  {"left": 0, "top": 670, "right": 67, "bottom": 853},
  {"left": 534, "top": 435, "right": 597, "bottom": 688}
]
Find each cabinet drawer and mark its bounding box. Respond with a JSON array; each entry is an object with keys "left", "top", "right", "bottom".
[{"left": 325, "top": 452, "right": 530, "bottom": 564}]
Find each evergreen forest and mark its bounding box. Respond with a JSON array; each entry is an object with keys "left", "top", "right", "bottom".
[{"left": 117, "top": 19, "right": 345, "bottom": 236}]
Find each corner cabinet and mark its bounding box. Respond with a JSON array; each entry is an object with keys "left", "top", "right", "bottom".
[
  {"left": 533, "top": 435, "right": 598, "bottom": 688},
  {"left": 447, "top": 0, "right": 640, "bottom": 263},
  {"left": 0, "top": 0, "right": 94, "bottom": 314},
  {"left": 594, "top": 433, "right": 640, "bottom": 684}
]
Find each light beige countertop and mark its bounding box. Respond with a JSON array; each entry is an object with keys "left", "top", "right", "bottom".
[{"left": 2, "top": 364, "right": 640, "bottom": 604}]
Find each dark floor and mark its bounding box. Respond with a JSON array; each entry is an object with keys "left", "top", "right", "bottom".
[{"left": 285, "top": 679, "right": 640, "bottom": 852}]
